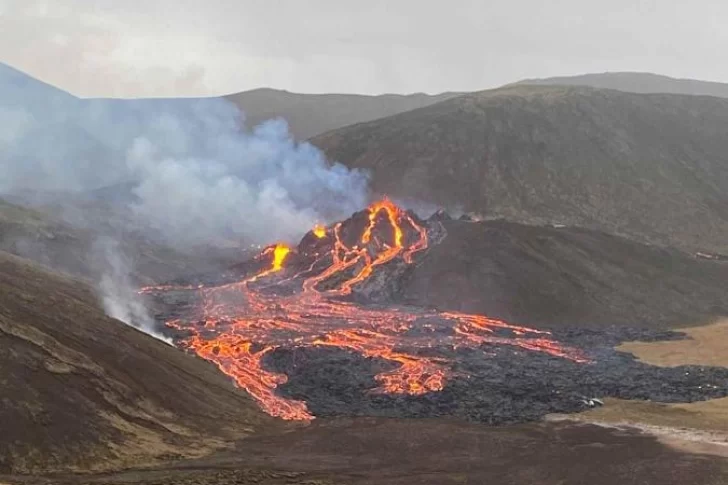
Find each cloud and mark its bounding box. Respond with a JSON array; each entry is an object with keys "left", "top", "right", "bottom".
[{"left": 2, "top": 0, "right": 728, "bottom": 97}]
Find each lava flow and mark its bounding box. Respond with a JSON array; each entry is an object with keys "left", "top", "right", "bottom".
[{"left": 148, "top": 199, "right": 588, "bottom": 421}]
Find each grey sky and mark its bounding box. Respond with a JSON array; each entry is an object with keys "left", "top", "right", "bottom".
[{"left": 1, "top": 0, "right": 727, "bottom": 97}]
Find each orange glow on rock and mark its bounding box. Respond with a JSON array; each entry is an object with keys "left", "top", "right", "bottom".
[
  {"left": 153, "top": 200, "right": 588, "bottom": 422},
  {"left": 272, "top": 244, "right": 290, "bottom": 271},
  {"left": 313, "top": 225, "right": 327, "bottom": 238}
]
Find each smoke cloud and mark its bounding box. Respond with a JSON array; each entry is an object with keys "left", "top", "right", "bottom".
[
  {"left": 0, "top": 63, "right": 370, "bottom": 337},
  {"left": 1, "top": 65, "right": 370, "bottom": 245},
  {"left": 92, "top": 237, "right": 171, "bottom": 344}
]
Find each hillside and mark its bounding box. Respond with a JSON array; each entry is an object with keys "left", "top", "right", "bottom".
[
  {"left": 312, "top": 85, "right": 728, "bottom": 254},
  {"left": 0, "top": 250, "right": 275, "bottom": 474},
  {"left": 225, "top": 88, "right": 460, "bottom": 139},
  {"left": 0, "top": 197, "right": 204, "bottom": 284},
  {"left": 400, "top": 218, "right": 728, "bottom": 328},
  {"left": 517, "top": 71, "right": 728, "bottom": 98}
]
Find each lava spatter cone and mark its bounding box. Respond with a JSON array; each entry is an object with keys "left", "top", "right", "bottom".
[{"left": 150, "top": 200, "right": 587, "bottom": 420}]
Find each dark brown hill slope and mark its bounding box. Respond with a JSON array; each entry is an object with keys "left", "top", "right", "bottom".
[
  {"left": 397, "top": 218, "right": 728, "bottom": 329},
  {"left": 0, "top": 197, "right": 232, "bottom": 284},
  {"left": 19, "top": 420, "right": 728, "bottom": 485},
  {"left": 225, "top": 88, "right": 460, "bottom": 139},
  {"left": 0, "top": 250, "right": 275, "bottom": 474},
  {"left": 516, "top": 71, "right": 728, "bottom": 98},
  {"left": 312, "top": 85, "right": 728, "bottom": 254},
  {"left": 1, "top": 62, "right": 459, "bottom": 142}
]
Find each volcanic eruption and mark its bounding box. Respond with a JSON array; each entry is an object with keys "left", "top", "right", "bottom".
[{"left": 143, "top": 200, "right": 588, "bottom": 421}]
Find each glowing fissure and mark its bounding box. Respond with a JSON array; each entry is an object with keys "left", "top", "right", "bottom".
[
  {"left": 148, "top": 199, "right": 588, "bottom": 421},
  {"left": 313, "top": 224, "right": 327, "bottom": 238}
]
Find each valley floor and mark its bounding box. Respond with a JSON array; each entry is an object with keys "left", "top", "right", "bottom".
[
  {"left": 549, "top": 320, "right": 728, "bottom": 458},
  {"left": 6, "top": 418, "right": 728, "bottom": 485},
  {"left": 7, "top": 321, "right": 728, "bottom": 485}
]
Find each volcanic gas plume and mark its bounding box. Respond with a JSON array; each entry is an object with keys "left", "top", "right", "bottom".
[{"left": 143, "top": 200, "right": 587, "bottom": 420}]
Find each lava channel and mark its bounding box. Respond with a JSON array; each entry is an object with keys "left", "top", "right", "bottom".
[{"left": 148, "top": 199, "right": 589, "bottom": 421}]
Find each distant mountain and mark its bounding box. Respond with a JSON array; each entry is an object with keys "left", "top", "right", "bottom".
[
  {"left": 0, "top": 62, "right": 77, "bottom": 108},
  {"left": 1, "top": 62, "right": 460, "bottom": 167},
  {"left": 312, "top": 84, "right": 728, "bottom": 254},
  {"left": 515, "top": 72, "right": 728, "bottom": 98},
  {"left": 225, "top": 88, "right": 462, "bottom": 139},
  {"left": 0, "top": 250, "right": 274, "bottom": 474}
]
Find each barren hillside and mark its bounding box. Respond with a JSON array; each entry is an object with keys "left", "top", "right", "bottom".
[
  {"left": 0, "top": 251, "right": 276, "bottom": 474},
  {"left": 313, "top": 85, "right": 728, "bottom": 254}
]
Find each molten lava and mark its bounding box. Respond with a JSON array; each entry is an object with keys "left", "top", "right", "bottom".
[
  {"left": 271, "top": 244, "right": 290, "bottom": 271},
  {"left": 313, "top": 225, "right": 327, "bottom": 238},
  {"left": 149, "top": 199, "right": 588, "bottom": 421}
]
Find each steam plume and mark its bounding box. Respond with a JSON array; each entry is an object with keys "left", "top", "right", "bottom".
[
  {"left": 92, "top": 237, "right": 171, "bottom": 343},
  {"left": 0, "top": 79, "right": 370, "bottom": 244},
  {"left": 0, "top": 64, "right": 370, "bottom": 337}
]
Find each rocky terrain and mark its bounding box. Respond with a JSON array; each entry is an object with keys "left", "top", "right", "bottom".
[
  {"left": 143, "top": 208, "right": 728, "bottom": 426},
  {"left": 264, "top": 328, "right": 728, "bottom": 424},
  {"left": 312, "top": 84, "right": 728, "bottom": 254}
]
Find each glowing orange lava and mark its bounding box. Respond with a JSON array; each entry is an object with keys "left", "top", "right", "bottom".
[
  {"left": 313, "top": 225, "right": 327, "bottom": 238},
  {"left": 151, "top": 199, "right": 588, "bottom": 421},
  {"left": 272, "top": 244, "right": 290, "bottom": 271}
]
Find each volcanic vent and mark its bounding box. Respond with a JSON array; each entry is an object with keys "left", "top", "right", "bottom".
[
  {"left": 144, "top": 201, "right": 728, "bottom": 423},
  {"left": 143, "top": 200, "right": 586, "bottom": 420}
]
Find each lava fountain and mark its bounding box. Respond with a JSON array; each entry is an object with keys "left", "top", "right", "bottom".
[{"left": 144, "top": 200, "right": 588, "bottom": 421}]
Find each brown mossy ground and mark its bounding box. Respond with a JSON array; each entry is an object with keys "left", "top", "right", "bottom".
[{"left": 0, "top": 250, "right": 277, "bottom": 475}]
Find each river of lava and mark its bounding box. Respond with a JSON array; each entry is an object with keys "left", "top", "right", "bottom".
[{"left": 152, "top": 200, "right": 588, "bottom": 421}]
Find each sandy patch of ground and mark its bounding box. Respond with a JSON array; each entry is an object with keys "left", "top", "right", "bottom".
[
  {"left": 618, "top": 319, "right": 728, "bottom": 367},
  {"left": 549, "top": 319, "right": 728, "bottom": 456},
  {"left": 547, "top": 399, "right": 728, "bottom": 457}
]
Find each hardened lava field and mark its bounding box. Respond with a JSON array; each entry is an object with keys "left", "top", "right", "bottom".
[{"left": 143, "top": 201, "right": 728, "bottom": 423}]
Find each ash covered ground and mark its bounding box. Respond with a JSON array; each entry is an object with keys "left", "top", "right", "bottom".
[{"left": 144, "top": 202, "right": 728, "bottom": 424}]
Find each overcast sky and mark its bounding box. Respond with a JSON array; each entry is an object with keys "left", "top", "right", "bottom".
[{"left": 1, "top": 0, "right": 727, "bottom": 98}]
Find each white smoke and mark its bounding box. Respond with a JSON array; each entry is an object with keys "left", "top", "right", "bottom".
[
  {"left": 123, "top": 114, "right": 368, "bottom": 245},
  {"left": 0, "top": 63, "right": 370, "bottom": 338},
  {"left": 0, "top": 79, "right": 370, "bottom": 244},
  {"left": 92, "top": 237, "right": 172, "bottom": 344}
]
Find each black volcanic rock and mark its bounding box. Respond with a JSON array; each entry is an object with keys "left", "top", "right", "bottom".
[
  {"left": 268, "top": 327, "right": 728, "bottom": 424},
  {"left": 312, "top": 85, "right": 728, "bottom": 254},
  {"left": 157, "top": 212, "right": 728, "bottom": 334},
  {"left": 149, "top": 207, "right": 728, "bottom": 428}
]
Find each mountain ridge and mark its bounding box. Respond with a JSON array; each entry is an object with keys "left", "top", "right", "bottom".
[
  {"left": 0, "top": 62, "right": 462, "bottom": 140},
  {"left": 311, "top": 84, "right": 728, "bottom": 254},
  {"left": 515, "top": 71, "right": 728, "bottom": 98},
  {"left": 224, "top": 87, "right": 462, "bottom": 139}
]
